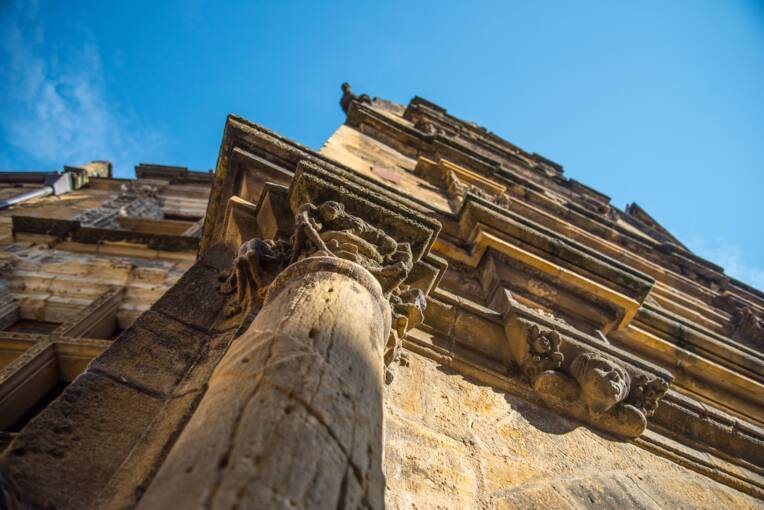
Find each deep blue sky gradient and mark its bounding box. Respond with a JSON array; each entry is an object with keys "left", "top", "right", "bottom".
[{"left": 1, "top": 1, "right": 763, "bottom": 288}]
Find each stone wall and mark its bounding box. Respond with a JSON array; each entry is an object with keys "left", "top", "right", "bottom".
[{"left": 384, "top": 351, "right": 761, "bottom": 509}]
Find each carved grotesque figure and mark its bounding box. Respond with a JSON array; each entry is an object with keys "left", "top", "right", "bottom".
[
  {"left": 219, "top": 237, "right": 291, "bottom": 316},
  {"left": 570, "top": 352, "right": 631, "bottom": 415},
  {"left": 340, "top": 82, "right": 372, "bottom": 113}
]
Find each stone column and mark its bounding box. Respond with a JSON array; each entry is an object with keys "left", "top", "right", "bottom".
[{"left": 137, "top": 256, "right": 391, "bottom": 510}]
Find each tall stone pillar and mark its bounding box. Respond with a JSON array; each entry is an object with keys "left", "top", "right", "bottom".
[
  {"left": 137, "top": 256, "right": 391, "bottom": 509},
  {"left": 137, "top": 159, "right": 444, "bottom": 509}
]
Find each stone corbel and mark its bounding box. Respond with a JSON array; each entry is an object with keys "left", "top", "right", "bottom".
[
  {"left": 413, "top": 157, "right": 510, "bottom": 211},
  {"left": 502, "top": 294, "right": 672, "bottom": 438}
]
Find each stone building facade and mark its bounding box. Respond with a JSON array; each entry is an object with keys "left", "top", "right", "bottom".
[{"left": 0, "top": 86, "right": 762, "bottom": 508}]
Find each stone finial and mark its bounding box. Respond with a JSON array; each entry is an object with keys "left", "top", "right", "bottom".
[{"left": 340, "top": 82, "right": 372, "bottom": 113}]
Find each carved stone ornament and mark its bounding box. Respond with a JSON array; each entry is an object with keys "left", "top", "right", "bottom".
[
  {"left": 340, "top": 82, "right": 372, "bottom": 113},
  {"left": 505, "top": 311, "right": 671, "bottom": 438},
  {"left": 731, "top": 305, "right": 764, "bottom": 347},
  {"left": 570, "top": 352, "right": 631, "bottom": 415},
  {"left": 533, "top": 352, "right": 648, "bottom": 438},
  {"left": 627, "top": 373, "right": 671, "bottom": 417},
  {"left": 414, "top": 118, "right": 448, "bottom": 137},
  {"left": 219, "top": 199, "right": 427, "bottom": 382},
  {"left": 521, "top": 324, "right": 564, "bottom": 382},
  {"left": 445, "top": 170, "right": 510, "bottom": 210}
]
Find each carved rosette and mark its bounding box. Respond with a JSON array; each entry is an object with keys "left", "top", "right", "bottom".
[
  {"left": 522, "top": 324, "right": 564, "bottom": 382},
  {"left": 627, "top": 374, "right": 670, "bottom": 417}
]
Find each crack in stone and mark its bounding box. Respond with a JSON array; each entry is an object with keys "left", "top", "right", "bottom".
[{"left": 205, "top": 336, "right": 276, "bottom": 510}]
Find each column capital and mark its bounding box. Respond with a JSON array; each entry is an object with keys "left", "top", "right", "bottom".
[{"left": 210, "top": 147, "right": 446, "bottom": 381}]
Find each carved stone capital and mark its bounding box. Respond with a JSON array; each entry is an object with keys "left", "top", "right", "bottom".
[{"left": 217, "top": 160, "right": 445, "bottom": 383}]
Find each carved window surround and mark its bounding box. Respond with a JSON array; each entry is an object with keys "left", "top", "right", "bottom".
[
  {"left": 0, "top": 333, "right": 110, "bottom": 432},
  {"left": 0, "top": 287, "right": 123, "bottom": 436}
]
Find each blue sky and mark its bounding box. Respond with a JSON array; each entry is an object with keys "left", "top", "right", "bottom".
[{"left": 1, "top": 1, "right": 763, "bottom": 289}]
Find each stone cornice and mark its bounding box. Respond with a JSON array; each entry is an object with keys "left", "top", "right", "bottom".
[
  {"left": 343, "top": 98, "right": 763, "bottom": 311},
  {"left": 10, "top": 216, "right": 199, "bottom": 252}
]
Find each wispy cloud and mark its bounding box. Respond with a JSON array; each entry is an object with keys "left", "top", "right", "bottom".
[
  {"left": 687, "top": 237, "right": 764, "bottom": 291},
  {"left": 0, "top": 1, "right": 163, "bottom": 176}
]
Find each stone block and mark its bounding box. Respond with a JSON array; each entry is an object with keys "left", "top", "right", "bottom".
[
  {"left": 0, "top": 372, "right": 163, "bottom": 510},
  {"left": 384, "top": 414, "right": 477, "bottom": 510},
  {"left": 89, "top": 311, "right": 211, "bottom": 397}
]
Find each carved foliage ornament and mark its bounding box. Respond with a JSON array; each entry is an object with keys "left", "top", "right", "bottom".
[
  {"left": 220, "top": 200, "right": 425, "bottom": 382},
  {"left": 521, "top": 324, "right": 563, "bottom": 381}
]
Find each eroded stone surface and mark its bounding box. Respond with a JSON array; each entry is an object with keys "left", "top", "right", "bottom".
[{"left": 383, "top": 351, "right": 762, "bottom": 509}]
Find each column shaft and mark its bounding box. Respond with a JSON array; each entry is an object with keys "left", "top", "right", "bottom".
[{"left": 137, "top": 257, "right": 390, "bottom": 509}]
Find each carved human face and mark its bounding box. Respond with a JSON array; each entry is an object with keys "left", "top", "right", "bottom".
[
  {"left": 318, "top": 201, "right": 343, "bottom": 222},
  {"left": 571, "top": 353, "right": 630, "bottom": 414}
]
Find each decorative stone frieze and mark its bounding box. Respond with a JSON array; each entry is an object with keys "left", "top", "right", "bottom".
[{"left": 72, "top": 183, "right": 163, "bottom": 228}]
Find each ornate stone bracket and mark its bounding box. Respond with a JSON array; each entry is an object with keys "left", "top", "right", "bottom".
[
  {"left": 413, "top": 157, "right": 510, "bottom": 211},
  {"left": 503, "top": 297, "right": 672, "bottom": 438}
]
